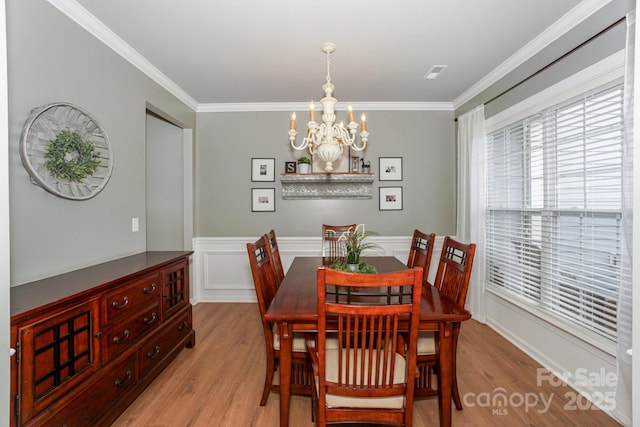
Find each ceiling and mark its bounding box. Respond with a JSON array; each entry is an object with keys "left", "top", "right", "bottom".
[{"left": 58, "top": 0, "right": 606, "bottom": 110}]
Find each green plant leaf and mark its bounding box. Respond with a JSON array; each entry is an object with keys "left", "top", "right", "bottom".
[{"left": 44, "top": 130, "right": 101, "bottom": 182}]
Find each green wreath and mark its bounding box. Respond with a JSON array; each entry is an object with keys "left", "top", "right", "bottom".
[{"left": 44, "top": 130, "right": 101, "bottom": 182}]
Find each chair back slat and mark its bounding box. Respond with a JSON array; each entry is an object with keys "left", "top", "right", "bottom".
[
  {"left": 407, "top": 229, "right": 436, "bottom": 287},
  {"left": 265, "top": 229, "right": 285, "bottom": 286},
  {"left": 247, "top": 236, "right": 279, "bottom": 318},
  {"left": 433, "top": 236, "right": 476, "bottom": 307},
  {"left": 316, "top": 266, "right": 422, "bottom": 402},
  {"left": 322, "top": 224, "right": 356, "bottom": 261}
]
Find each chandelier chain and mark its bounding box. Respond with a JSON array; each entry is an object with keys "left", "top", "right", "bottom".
[{"left": 325, "top": 51, "right": 332, "bottom": 84}]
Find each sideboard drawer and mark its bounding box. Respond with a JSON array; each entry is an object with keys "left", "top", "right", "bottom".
[
  {"left": 102, "top": 303, "right": 160, "bottom": 362},
  {"left": 139, "top": 308, "right": 191, "bottom": 378},
  {"left": 103, "top": 272, "right": 161, "bottom": 324},
  {"left": 40, "top": 353, "right": 137, "bottom": 427}
]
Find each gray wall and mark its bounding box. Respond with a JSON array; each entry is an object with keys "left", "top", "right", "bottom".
[
  {"left": 7, "top": 1, "right": 196, "bottom": 285},
  {"left": 7, "top": 2, "right": 457, "bottom": 287},
  {"left": 195, "top": 109, "right": 456, "bottom": 237},
  {"left": 7, "top": 2, "right": 457, "bottom": 285}
]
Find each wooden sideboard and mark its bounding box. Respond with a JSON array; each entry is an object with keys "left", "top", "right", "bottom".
[{"left": 9, "top": 251, "right": 195, "bottom": 427}]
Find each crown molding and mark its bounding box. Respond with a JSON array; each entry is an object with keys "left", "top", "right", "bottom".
[
  {"left": 452, "top": 0, "right": 613, "bottom": 109},
  {"left": 47, "top": 0, "right": 200, "bottom": 111},
  {"left": 196, "top": 101, "right": 454, "bottom": 113},
  {"left": 48, "top": 0, "right": 452, "bottom": 114},
  {"left": 50, "top": 0, "right": 606, "bottom": 114}
]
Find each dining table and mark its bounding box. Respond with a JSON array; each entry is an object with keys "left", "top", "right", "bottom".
[{"left": 264, "top": 255, "right": 472, "bottom": 427}]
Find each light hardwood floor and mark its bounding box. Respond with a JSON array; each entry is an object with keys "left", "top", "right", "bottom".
[{"left": 112, "top": 303, "right": 621, "bottom": 427}]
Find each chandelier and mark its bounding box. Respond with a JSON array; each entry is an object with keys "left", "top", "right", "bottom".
[{"left": 289, "top": 43, "right": 368, "bottom": 172}]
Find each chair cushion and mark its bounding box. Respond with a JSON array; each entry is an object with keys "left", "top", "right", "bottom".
[
  {"left": 319, "top": 348, "right": 407, "bottom": 409},
  {"left": 324, "top": 334, "right": 341, "bottom": 350},
  {"left": 417, "top": 331, "right": 436, "bottom": 355},
  {"left": 272, "top": 324, "right": 307, "bottom": 352}
]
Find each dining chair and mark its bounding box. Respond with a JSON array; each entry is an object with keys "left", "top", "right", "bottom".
[
  {"left": 407, "top": 229, "right": 436, "bottom": 287},
  {"left": 321, "top": 223, "right": 356, "bottom": 262},
  {"left": 414, "top": 236, "right": 476, "bottom": 410},
  {"left": 265, "top": 229, "right": 285, "bottom": 286},
  {"left": 307, "top": 265, "right": 423, "bottom": 426},
  {"left": 246, "top": 236, "right": 312, "bottom": 406}
]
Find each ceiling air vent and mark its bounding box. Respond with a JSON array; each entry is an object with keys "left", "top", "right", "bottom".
[{"left": 423, "top": 65, "right": 448, "bottom": 80}]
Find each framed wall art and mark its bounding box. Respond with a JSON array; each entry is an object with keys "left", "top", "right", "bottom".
[
  {"left": 251, "top": 158, "right": 275, "bottom": 182},
  {"left": 379, "top": 157, "right": 402, "bottom": 181},
  {"left": 251, "top": 188, "right": 276, "bottom": 212},
  {"left": 20, "top": 102, "right": 113, "bottom": 200},
  {"left": 379, "top": 186, "right": 403, "bottom": 211}
]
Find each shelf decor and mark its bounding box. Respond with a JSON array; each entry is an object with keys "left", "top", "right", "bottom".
[
  {"left": 285, "top": 161, "right": 297, "bottom": 174},
  {"left": 20, "top": 102, "right": 113, "bottom": 200},
  {"left": 297, "top": 156, "right": 312, "bottom": 174}
]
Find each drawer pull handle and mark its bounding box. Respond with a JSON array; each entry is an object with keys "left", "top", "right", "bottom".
[
  {"left": 143, "top": 312, "right": 157, "bottom": 325},
  {"left": 177, "top": 320, "right": 188, "bottom": 331},
  {"left": 143, "top": 283, "right": 157, "bottom": 294},
  {"left": 147, "top": 345, "right": 160, "bottom": 359},
  {"left": 115, "top": 370, "right": 132, "bottom": 387},
  {"left": 113, "top": 329, "right": 130, "bottom": 344},
  {"left": 112, "top": 296, "right": 129, "bottom": 309},
  {"left": 95, "top": 331, "right": 103, "bottom": 338}
]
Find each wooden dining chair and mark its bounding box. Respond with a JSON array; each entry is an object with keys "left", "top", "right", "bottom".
[
  {"left": 321, "top": 223, "right": 356, "bottom": 262},
  {"left": 407, "top": 229, "right": 436, "bottom": 287},
  {"left": 246, "top": 236, "right": 312, "bottom": 406},
  {"left": 414, "top": 236, "right": 476, "bottom": 410},
  {"left": 307, "top": 265, "right": 423, "bottom": 426},
  {"left": 265, "top": 229, "right": 285, "bottom": 286}
]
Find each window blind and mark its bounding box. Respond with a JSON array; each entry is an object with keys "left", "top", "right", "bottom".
[{"left": 485, "top": 81, "right": 624, "bottom": 340}]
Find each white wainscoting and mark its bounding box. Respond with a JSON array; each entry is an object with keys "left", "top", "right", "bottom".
[{"left": 192, "top": 235, "right": 446, "bottom": 303}]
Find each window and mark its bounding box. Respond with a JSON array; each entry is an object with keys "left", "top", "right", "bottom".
[{"left": 485, "top": 81, "right": 624, "bottom": 340}]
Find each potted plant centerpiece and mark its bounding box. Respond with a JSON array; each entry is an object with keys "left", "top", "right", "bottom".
[
  {"left": 338, "top": 224, "right": 380, "bottom": 272},
  {"left": 297, "top": 156, "right": 311, "bottom": 174}
]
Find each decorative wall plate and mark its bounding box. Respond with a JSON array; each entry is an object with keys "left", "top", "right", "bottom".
[{"left": 20, "top": 102, "right": 113, "bottom": 200}]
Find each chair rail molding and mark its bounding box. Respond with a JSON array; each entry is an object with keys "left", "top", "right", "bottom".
[{"left": 192, "top": 235, "right": 445, "bottom": 303}]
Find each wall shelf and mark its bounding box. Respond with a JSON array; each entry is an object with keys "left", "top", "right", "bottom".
[{"left": 280, "top": 173, "right": 374, "bottom": 199}]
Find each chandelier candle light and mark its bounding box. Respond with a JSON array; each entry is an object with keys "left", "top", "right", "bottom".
[{"left": 289, "top": 43, "right": 369, "bottom": 172}]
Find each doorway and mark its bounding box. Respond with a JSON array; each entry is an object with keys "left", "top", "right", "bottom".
[{"left": 145, "top": 111, "right": 186, "bottom": 250}]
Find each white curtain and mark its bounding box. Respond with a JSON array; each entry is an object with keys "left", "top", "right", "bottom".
[
  {"left": 456, "top": 105, "right": 486, "bottom": 322},
  {"left": 615, "top": 10, "right": 634, "bottom": 427}
]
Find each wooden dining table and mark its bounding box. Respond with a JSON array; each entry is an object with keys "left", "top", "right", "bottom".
[{"left": 264, "top": 256, "right": 471, "bottom": 427}]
